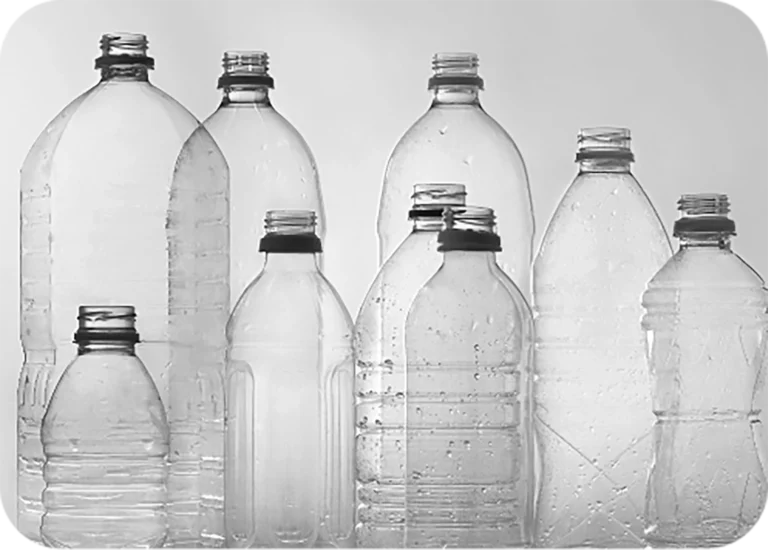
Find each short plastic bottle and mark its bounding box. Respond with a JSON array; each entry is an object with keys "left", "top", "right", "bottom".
[
  {"left": 403, "top": 206, "right": 532, "bottom": 548},
  {"left": 41, "top": 306, "right": 169, "bottom": 548},
  {"left": 224, "top": 210, "right": 354, "bottom": 548},
  {"left": 641, "top": 194, "right": 767, "bottom": 547}
]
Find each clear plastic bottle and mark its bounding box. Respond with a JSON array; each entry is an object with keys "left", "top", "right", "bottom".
[
  {"left": 355, "top": 183, "right": 466, "bottom": 547},
  {"left": 403, "top": 206, "right": 532, "bottom": 547},
  {"left": 641, "top": 194, "right": 767, "bottom": 547},
  {"left": 376, "top": 52, "right": 534, "bottom": 299},
  {"left": 202, "top": 50, "right": 325, "bottom": 300},
  {"left": 532, "top": 127, "right": 672, "bottom": 547},
  {"left": 18, "top": 32, "right": 228, "bottom": 545},
  {"left": 41, "top": 306, "right": 169, "bottom": 548},
  {"left": 225, "top": 210, "right": 354, "bottom": 548}
]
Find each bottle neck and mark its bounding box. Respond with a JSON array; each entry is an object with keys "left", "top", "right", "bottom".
[
  {"left": 222, "top": 85, "right": 271, "bottom": 106},
  {"left": 78, "top": 341, "right": 136, "bottom": 355},
  {"left": 263, "top": 253, "right": 319, "bottom": 272},
  {"left": 413, "top": 216, "right": 444, "bottom": 231},
  {"left": 101, "top": 64, "right": 150, "bottom": 82},
  {"left": 442, "top": 250, "right": 496, "bottom": 270},
  {"left": 679, "top": 233, "right": 733, "bottom": 250},
  {"left": 578, "top": 157, "right": 631, "bottom": 174},
  {"left": 431, "top": 84, "right": 480, "bottom": 106}
]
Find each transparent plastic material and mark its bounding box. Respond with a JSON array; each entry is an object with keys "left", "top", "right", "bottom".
[
  {"left": 355, "top": 183, "right": 466, "bottom": 546},
  {"left": 377, "top": 52, "right": 534, "bottom": 299},
  {"left": 225, "top": 211, "right": 354, "bottom": 548},
  {"left": 202, "top": 50, "right": 325, "bottom": 305},
  {"left": 532, "top": 128, "right": 673, "bottom": 547},
  {"left": 402, "top": 207, "right": 532, "bottom": 547},
  {"left": 641, "top": 194, "right": 767, "bottom": 547},
  {"left": 40, "top": 306, "right": 169, "bottom": 548},
  {"left": 18, "top": 32, "right": 229, "bottom": 546}
]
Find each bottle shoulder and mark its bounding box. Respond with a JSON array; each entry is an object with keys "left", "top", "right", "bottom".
[
  {"left": 387, "top": 103, "right": 525, "bottom": 168},
  {"left": 646, "top": 247, "right": 766, "bottom": 289},
  {"left": 204, "top": 103, "right": 317, "bottom": 162},
  {"left": 228, "top": 269, "right": 352, "bottom": 342}
]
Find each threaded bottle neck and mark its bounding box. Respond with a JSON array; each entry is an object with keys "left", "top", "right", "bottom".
[
  {"left": 260, "top": 210, "right": 321, "bottom": 254},
  {"left": 95, "top": 32, "right": 153, "bottom": 81},
  {"left": 674, "top": 193, "right": 735, "bottom": 248},
  {"left": 438, "top": 206, "right": 501, "bottom": 252},
  {"left": 74, "top": 305, "right": 139, "bottom": 354},
  {"left": 576, "top": 127, "right": 634, "bottom": 173},
  {"left": 218, "top": 50, "right": 275, "bottom": 93},
  {"left": 429, "top": 52, "right": 482, "bottom": 105},
  {"left": 409, "top": 183, "right": 467, "bottom": 230}
]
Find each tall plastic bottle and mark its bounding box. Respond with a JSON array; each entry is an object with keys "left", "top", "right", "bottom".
[
  {"left": 224, "top": 210, "right": 354, "bottom": 548},
  {"left": 202, "top": 50, "right": 325, "bottom": 301},
  {"left": 641, "top": 194, "right": 767, "bottom": 547},
  {"left": 18, "top": 32, "right": 229, "bottom": 546},
  {"left": 41, "top": 306, "right": 169, "bottom": 548},
  {"left": 532, "top": 128, "right": 672, "bottom": 547},
  {"left": 355, "top": 183, "right": 466, "bottom": 547},
  {"left": 376, "top": 52, "right": 534, "bottom": 299},
  {"left": 403, "top": 206, "right": 532, "bottom": 548}
]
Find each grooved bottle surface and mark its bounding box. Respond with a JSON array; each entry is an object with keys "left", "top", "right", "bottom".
[{"left": 18, "top": 34, "right": 229, "bottom": 546}]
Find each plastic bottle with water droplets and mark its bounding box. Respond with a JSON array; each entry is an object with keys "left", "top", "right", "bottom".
[
  {"left": 532, "top": 127, "right": 672, "bottom": 547},
  {"left": 41, "top": 306, "right": 169, "bottom": 548},
  {"left": 403, "top": 206, "right": 533, "bottom": 547},
  {"left": 202, "top": 50, "right": 326, "bottom": 295},
  {"left": 18, "top": 32, "right": 228, "bottom": 545},
  {"left": 354, "top": 183, "right": 467, "bottom": 547},
  {"left": 376, "top": 52, "right": 534, "bottom": 300},
  {"left": 642, "top": 194, "right": 767, "bottom": 547}
]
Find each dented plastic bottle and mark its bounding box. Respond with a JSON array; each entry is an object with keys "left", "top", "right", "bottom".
[{"left": 642, "top": 194, "right": 767, "bottom": 547}]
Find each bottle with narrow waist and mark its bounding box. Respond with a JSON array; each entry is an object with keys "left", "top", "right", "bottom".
[
  {"left": 404, "top": 206, "right": 532, "bottom": 547},
  {"left": 642, "top": 194, "right": 767, "bottom": 547}
]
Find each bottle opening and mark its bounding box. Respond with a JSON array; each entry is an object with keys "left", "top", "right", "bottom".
[
  {"left": 74, "top": 305, "right": 140, "bottom": 343},
  {"left": 409, "top": 183, "right": 467, "bottom": 219},
  {"left": 219, "top": 50, "right": 274, "bottom": 89},
  {"left": 428, "top": 52, "right": 484, "bottom": 90},
  {"left": 95, "top": 32, "right": 154, "bottom": 69},
  {"left": 673, "top": 193, "right": 735, "bottom": 237},
  {"left": 260, "top": 210, "right": 321, "bottom": 253},
  {"left": 438, "top": 205, "right": 501, "bottom": 252},
  {"left": 576, "top": 127, "right": 634, "bottom": 162}
]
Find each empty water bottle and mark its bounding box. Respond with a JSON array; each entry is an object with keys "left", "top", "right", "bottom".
[
  {"left": 642, "top": 194, "right": 767, "bottom": 547},
  {"left": 41, "top": 306, "right": 169, "bottom": 548},
  {"left": 403, "top": 206, "right": 532, "bottom": 547},
  {"left": 532, "top": 128, "right": 672, "bottom": 547},
  {"left": 355, "top": 183, "right": 466, "bottom": 546},
  {"left": 376, "top": 52, "right": 534, "bottom": 298},
  {"left": 225, "top": 210, "right": 354, "bottom": 548},
  {"left": 202, "top": 50, "right": 325, "bottom": 297},
  {"left": 19, "top": 32, "right": 228, "bottom": 545}
]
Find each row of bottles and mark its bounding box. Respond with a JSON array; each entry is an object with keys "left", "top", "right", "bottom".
[
  {"left": 17, "top": 29, "right": 766, "bottom": 549},
  {"left": 32, "top": 191, "right": 766, "bottom": 549}
]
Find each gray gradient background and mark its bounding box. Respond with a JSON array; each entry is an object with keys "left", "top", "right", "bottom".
[{"left": 0, "top": 0, "right": 766, "bottom": 532}]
